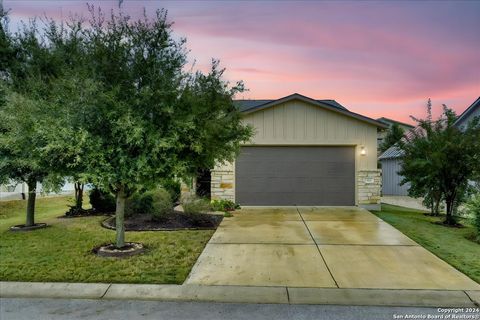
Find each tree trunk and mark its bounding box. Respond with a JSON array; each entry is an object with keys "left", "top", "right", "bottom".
[
  {"left": 115, "top": 186, "right": 127, "bottom": 248},
  {"left": 74, "top": 182, "right": 84, "bottom": 209},
  {"left": 26, "top": 179, "right": 36, "bottom": 227},
  {"left": 445, "top": 198, "right": 455, "bottom": 225},
  {"left": 433, "top": 196, "right": 441, "bottom": 216}
]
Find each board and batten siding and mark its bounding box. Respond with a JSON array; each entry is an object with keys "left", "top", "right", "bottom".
[
  {"left": 210, "top": 99, "right": 382, "bottom": 208},
  {"left": 381, "top": 158, "right": 409, "bottom": 196},
  {"left": 241, "top": 100, "right": 378, "bottom": 170}
]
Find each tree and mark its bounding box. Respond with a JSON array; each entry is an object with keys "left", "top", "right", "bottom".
[
  {"left": 40, "top": 20, "right": 96, "bottom": 212},
  {"left": 398, "top": 100, "right": 480, "bottom": 225},
  {"left": 38, "top": 73, "right": 100, "bottom": 212},
  {"left": 0, "top": 15, "right": 64, "bottom": 228},
  {"left": 380, "top": 123, "right": 404, "bottom": 153},
  {"left": 76, "top": 8, "right": 252, "bottom": 248}
]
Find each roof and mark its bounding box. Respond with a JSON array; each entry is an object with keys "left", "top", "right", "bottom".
[
  {"left": 234, "top": 98, "right": 348, "bottom": 112},
  {"left": 235, "top": 93, "right": 387, "bottom": 128},
  {"left": 378, "top": 145, "right": 404, "bottom": 160},
  {"left": 454, "top": 96, "right": 480, "bottom": 127},
  {"left": 376, "top": 117, "right": 415, "bottom": 129}
]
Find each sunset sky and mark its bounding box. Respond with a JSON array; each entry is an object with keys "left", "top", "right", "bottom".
[{"left": 3, "top": 0, "right": 480, "bottom": 123}]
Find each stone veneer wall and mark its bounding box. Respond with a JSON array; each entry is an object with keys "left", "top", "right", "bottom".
[
  {"left": 211, "top": 162, "right": 235, "bottom": 201},
  {"left": 357, "top": 169, "right": 382, "bottom": 210}
]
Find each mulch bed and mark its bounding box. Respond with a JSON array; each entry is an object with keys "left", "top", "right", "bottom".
[
  {"left": 59, "top": 207, "right": 113, "bottom": 218},
  {"left": 102, "top": 211, "right": 223, "bottom": 231}
]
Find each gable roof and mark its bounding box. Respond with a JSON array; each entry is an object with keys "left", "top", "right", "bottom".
[
  {"left": 454, "top": 96, "right": 480, "bottom": 127},
  {"left": 234, "top": 98, "right": 348, "bottom": 112},
  {"left": 235, "top": 93, "right": 387, "bottom": 128},
  {"left": 376, "top": 117, "right": 415, "bottom": 129}
]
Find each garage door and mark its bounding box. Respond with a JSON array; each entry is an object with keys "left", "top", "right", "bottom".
[{"left": 235, "top": 146, "right": 355, "bottom": 206}]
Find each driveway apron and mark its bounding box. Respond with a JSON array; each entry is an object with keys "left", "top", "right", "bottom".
[{"left": 186, "top": 207, "right": 480, "bottom": 290}]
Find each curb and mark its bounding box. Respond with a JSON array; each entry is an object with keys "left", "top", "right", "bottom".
[{"left": 1, "top": 281, "right": 479, "bottom": 307}]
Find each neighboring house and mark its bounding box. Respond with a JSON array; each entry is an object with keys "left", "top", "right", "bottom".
[
  {"left": 0, "top": 180, "right": 77, "bottom": 201},
  {"left": 376, "top": 117, "right": 414, "bottom": 152},
  {"left": 379, "top": 96, "right": 480, "bottom": 197},
  {"left": 378, "top": 146, "right": 409, "bottom": 196},
  {"left": 454, "top": 96, "right": 480, "bottom": 131},
  {"left": 209, "top": 93, "right": 387, "bottom": 210}
]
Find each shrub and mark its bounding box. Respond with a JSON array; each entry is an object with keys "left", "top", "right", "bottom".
[
  {"left": 210, "top": 199, "right": 240, "bottom": 212},
  {"left": 149, "top": 188, "right": 173, "bottom": 219},
  {"left": 182, "top": 196, "right": 211, "bottom": 214},
  {"left": 162, "top": 179, "right": 181, "bottom": 203},
  {"left": 125, "top": 192, "right": 153, "bottom": 217},
  {"left": 126, "top": 188, "right": 173, "bottom": 219},
  {"left": 465, "top": 193, "right": 480, "bottom": 240},
  {"left": 89, "top": 188, "right": 116, "bottom": 213}
]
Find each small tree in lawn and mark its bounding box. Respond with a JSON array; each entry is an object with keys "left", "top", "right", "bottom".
[
  {"left": 0, "top": 15, "right": 64, "bottom": 229},
  {"left": 380, "top": 123, "right": 405, "bottom": 154},
  {"left": 79, "top": 8, "right": 252, "bottom": 251},
  {"left": 0, "top": 90, "right": 63, "bottom": 228},
  {"left": 398, "top": 100, "right": 480, "bottom": 225},
  {"left": 398, "top": 102, "right": 443, "bottom": 215}
]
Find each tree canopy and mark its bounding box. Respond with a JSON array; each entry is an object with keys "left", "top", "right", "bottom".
[
  {"left": 379, "top": 123, "right": 405, "bottom": 154},
  {"left": 0, "top": 14, "right": 66, "bottom": 226},
  {"left": 398, "top": 100, "right": 480, "bottom": 224},
  {"left": 1, "top": 7, "right": 253, "bottom": 246}
]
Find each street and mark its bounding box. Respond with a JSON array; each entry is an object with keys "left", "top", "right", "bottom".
[{"left": 1, "top": 298, "right": 470, "bottom": 320}]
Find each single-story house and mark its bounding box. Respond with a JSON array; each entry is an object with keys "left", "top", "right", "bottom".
[
  {"left": 379, "top": 96, "right": 480, "bottom": 196},
  {"left": 208, "top": 93, "right": 387, "bottom": 210}
]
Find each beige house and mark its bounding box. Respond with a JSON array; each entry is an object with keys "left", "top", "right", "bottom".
[{"left": 209, "top": 93, "right": 387, "bottom": 210}]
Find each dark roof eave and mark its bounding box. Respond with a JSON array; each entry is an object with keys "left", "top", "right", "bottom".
[{"left": 377, "top": 117, "right": 415, "bottom": 129}]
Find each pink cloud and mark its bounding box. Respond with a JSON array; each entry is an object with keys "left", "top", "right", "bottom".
[{"left": 3, "top": 0, "right": 479, "bottom": 123}]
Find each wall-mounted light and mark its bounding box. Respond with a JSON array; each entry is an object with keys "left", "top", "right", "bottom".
[{"left": 360, "top": 146, "right": 367, "bottom": 156}]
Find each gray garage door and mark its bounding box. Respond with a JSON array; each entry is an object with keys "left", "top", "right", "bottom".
[{"left": 235, "top": 146, "right": 355, "bottom": 206}]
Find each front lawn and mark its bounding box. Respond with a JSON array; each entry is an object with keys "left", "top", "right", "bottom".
[
  {"left": 372, "top": 204, "right": 480, "bottom": 284},
  {"left": 0, "top": 196, "right": 214, "bottom": 284}
]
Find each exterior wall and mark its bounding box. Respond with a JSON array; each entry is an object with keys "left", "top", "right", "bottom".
[
  {"left": 242, "top": 100, "right": 378, "bottom": 170},
  {"left": 210, "top": 162, "right": 234, "bottom": 201},
  {"left": 380, "top": 158, "right": 410, "bottom": 196},
  {"left": 211, "top": 99, "right": 381, "bottom": 206},
  {"left": 357, "top": 169, "right": 381, "bottom": 210}
]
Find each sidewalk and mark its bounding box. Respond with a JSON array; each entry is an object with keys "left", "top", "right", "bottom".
[{"left": 1, "top": 282, "right": 479, "bottom": 307}]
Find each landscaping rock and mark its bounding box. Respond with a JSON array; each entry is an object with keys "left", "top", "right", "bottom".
[{"left": 93, "top": 242, "right": 145, "bottom": 258}]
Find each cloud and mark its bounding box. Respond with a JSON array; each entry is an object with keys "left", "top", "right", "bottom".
[{"left": 3, "top": 0, "right": 479, "bottom": 121}]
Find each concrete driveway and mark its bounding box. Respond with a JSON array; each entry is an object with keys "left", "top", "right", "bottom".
[{"left": 186, "top": 207, "right": 480, "bottom": 290}]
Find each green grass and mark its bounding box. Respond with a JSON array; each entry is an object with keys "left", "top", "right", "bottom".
[
  {"left": 372, "top": 204, "right": 480, "bottom": 284},
  {"left": 0, "top": 196, "right": 214, "bottom": 284}
]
